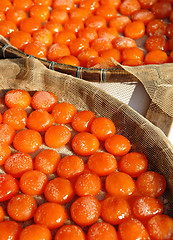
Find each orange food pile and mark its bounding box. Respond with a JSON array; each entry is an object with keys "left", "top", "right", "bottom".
[
  {"left": 0, "top": 89, "right": 173, "bottom": 240},
  {"left": 0, "top": 0, "right": 173, "bottom": 67}
]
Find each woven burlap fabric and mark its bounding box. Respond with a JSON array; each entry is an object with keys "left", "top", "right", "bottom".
[
  {"left": 94, "top": 58, "right": 173, "bottom": 119},
  {"left": 0, "top": 57, "right": 173, "bottom": 218},
  {"left": 1, "top": 35, "right": 173, "bottom": 120}
]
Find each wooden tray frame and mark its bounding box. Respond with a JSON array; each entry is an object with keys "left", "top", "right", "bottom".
[{"left": 0, "top": 40, "right": 139, "bottom": 83}]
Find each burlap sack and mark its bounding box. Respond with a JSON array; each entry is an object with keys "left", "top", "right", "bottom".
[{"left": 0, "top": 57, "right": 173, "bottom": 219}]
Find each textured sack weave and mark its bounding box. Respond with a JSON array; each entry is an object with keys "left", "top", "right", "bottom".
[
  {"left": 0, "top": 57, "right": 173, "bottom": 218},
  {"left": 1, "top": 34, "right": 173, "bottom": 121},
  {"left": 121, "top": 63, "right": 173, "bottom": 118},
  {"left": 94, "top": 58, "right": 173, "bottom": 119}
]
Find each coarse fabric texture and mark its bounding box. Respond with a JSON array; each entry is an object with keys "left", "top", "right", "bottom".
[
  {"left": 0, "top": 35, "right": 173, "bottom": 120},
  {"left": 95, "top": 58, "right": 173, "bottom": 119},
  {"left": 0, "top": 57, "right": 173, "bottom": 218}
]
